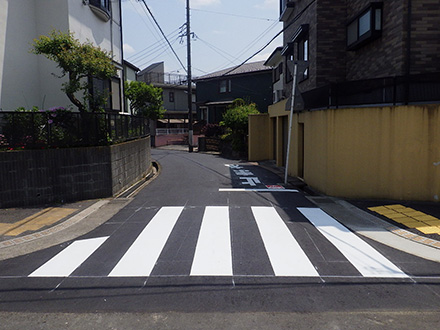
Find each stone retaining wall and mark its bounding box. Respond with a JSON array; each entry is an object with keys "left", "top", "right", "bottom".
[{"left": 0, "top": 137, "right": 151, "bottom": 208}]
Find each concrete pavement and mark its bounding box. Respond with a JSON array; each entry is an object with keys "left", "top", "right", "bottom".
[{"left": 0, "top": 148, "right": 439, "bottom": 263}]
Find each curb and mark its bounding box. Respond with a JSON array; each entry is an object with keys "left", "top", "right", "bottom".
[{"left": 0, "top": 200, "right": 109, "bottom": 250}]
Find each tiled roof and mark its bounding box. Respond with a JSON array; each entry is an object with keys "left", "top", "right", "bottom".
[{"left": 195, "top": 61, "right": 271, "bottom": 81}]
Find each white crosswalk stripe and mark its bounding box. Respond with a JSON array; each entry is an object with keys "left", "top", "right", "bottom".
[
  {"left": 27, "top": 206, "right": 408, "bottom": 279},
  {"left": 29, "top": 237, "right": 108, "bottom": 277},
  {"left": 109, "top": 206, "right": 184, "bottom": 277},
  {"left": 191, "top": 206, "right": 233, "bottom": 276},
  {"left": 252, "top": 206, "right": 318, "bottom": 276},
  {"left": 298, "top": 208, "right": 408, "bottom": 278}
]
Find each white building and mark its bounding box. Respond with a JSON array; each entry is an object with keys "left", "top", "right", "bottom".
[{"left": 0, "top": 0, "right": 124, "bottom": 112}]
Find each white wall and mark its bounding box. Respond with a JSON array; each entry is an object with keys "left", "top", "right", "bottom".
[
  {"left": 0, "top": 0, "right": 8, "bottom": 108},
  {"left": 0, "top": 0, "right": 123, "bottom": 111},
  {"left": 0, "top": 0, "right": 41, "bottom": 110},
  {"left": 35, "top": 0, "right": 70, "bottom": 109}
]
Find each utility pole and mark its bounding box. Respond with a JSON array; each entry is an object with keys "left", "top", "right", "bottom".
[{"left": 186, "top": 0, "right": 193, "bottom": 152}]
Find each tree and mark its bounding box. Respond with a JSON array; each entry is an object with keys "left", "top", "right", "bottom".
[
  {"left": 221, "top": 100, "right": 259, "bottom": 152},
  {"left": 124, "top": 81, "right": 165, "bottom": 122},
  {"left": 32, "top": 30, "right": 117, "bottom": 113}
]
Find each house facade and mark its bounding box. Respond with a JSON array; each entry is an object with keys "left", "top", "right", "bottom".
[
  {"left": 0, "top": 0, "right": 124, "bottom": 112},
  {"left": 249, "top": 0, "right": 440, "bottom": 201},
  {"left": 137, "top": 62, "right": 196, "bottom": 128},
  {"left": 195, "top": 61, "right": 272, "bottom": 124},
  {"left": 264, "top": 47, "right": 285, "bottom": 104}
]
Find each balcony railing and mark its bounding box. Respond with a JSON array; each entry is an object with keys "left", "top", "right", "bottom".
[
  {"left": 139, "top": 72, "right": 196, "bottom": 87},
  {"left": 89, "top": 0, "right": 111, "bottom": 21},
  {"left": 299, "top": 72, "right": 440, "bottom": 110}
]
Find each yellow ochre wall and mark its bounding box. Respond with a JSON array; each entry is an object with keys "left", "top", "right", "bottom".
[
  {"left": 248, "top": 103, "right": 440, "bottom": 202},
  {"left": 248, "top": 113, "right": 271, "bottom": 162}
]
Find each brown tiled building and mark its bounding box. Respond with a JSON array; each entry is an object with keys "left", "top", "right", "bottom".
[
  {"left": 279, "top": 0, "right": 440, "bottom": 108},
  {"left": 250, "top": 1, "right": 440, "bottom": 202}
]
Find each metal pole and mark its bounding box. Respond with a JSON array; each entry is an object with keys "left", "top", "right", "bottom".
[
  {"left": 284, "top": 62, "right": 298, "bottom": 185},
  {"left": 186, "top": 0, "right": 193, "bottom": 152}
]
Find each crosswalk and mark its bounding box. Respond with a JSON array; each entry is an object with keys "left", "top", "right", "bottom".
[{"left": 28, "top": 206, "right": 408, "bottom": 279}]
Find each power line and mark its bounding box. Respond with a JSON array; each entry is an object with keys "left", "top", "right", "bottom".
[
  {"left": 138, "top": 0, "right": 187, "bottom": 73},
  {"left": 196, "top": 36, "right": 242, "bottom": 66},
  {"left": 191, "top": 8, "right": 277, "bottom": 22},
  {"left": 126, "top": 29, "right": 181, "bottom": 62},
  {"left": 221, "top": 0, "right": 316, "bottom": 76},
  {"left": 128, "top": 0, "right": 167, "bottom": 52}
]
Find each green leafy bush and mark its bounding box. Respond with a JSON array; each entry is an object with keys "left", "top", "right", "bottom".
[
  {"left": 125, "top": 81, "right": 165, "bottom": 122},
  {"left": 220, "top": 101, "right": 259, "bottom": 152}
]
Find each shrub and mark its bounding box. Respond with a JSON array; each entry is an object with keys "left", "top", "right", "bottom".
[
  {"left": 220, "top": 101, "right": 259, "bottom": 152},
  {"left": 201, "top": 123, "right": 223, "bottom": 137}
]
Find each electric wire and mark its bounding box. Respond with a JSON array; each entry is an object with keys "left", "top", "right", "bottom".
[
  {"left": 191, "top": 8, "right": 277, "bottom": 22},
  {"left": 127, "top": 0, "right": 167, "bottom": 53},
  {"left": 138, "top": 0, "right": 187, "bottom": 73},
  {"left": 196, "top": 36, "right": 242, "bottom": 67},
  {"left": 221, "top": 0, "right": 317, "bottom": 76},
  {"left": 126, "top": 29, "right": 181, "bottom": 62},
  {"left": 136, "top": 39, "right": 184, "bottom": 70},
  {"left": 209, "top": 19, "right": 280, "bottom": 74}
]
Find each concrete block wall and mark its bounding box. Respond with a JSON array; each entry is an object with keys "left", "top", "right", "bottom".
[
  {"left": 110, "top": 137, "right": 151, "bottom": 196},
  {"left": 0, "top": 137, "right": 151, "bottom": 208}
]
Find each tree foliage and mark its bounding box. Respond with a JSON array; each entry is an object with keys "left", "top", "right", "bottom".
[
  {"left": 125, "top": 81, "right": 165, "bottom": 121},
  {"left": 221, "top": 100, "right": 259, "bottom": 152},
  {"left": 32, "top": 30, "right": 117, "bottom": 113}
]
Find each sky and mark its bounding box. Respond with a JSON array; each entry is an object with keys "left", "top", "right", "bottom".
[{"left": 121, "top": 0, "right": 283, "bottom": 77}]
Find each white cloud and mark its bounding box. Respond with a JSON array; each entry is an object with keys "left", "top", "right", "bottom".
[
  {"left": 255, "top": 0, "right": 277, "bottom": 10},
  {"left": 123, "top": 43, "right": 136, "bottom": 55}
]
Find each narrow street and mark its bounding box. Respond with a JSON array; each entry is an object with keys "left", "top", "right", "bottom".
[{"left": 0, "top": 149, "right": 439, "bottom": 329}]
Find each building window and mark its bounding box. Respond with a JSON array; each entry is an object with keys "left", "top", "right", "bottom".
[
  {"left": 89, "top": 77, "right": 111, "bottom": 112},
  {"left": 273, "top": 63, "right": 283, "bottom": 83},
  {"left": 282, "top": 24, "right": 309, "bottom": 82},
  {"left": 169, "top": 91, "right": 175, "bottom": 102},
  {"left": 347, "top": 2, "right": 383, "bottom": 50},
  {"left": 111, "top": 77, "right": 121, "bottom": 112},
  {"left": 297, "top": 38, "right": 309, "bottom": 79},
  {"left": 219, "top": 79, "right": 231, "bottom": 93}
]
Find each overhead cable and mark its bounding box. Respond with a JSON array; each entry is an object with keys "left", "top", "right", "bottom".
[
  {"left": 191, "top": 8, "right": 277, "bottom": 22},
  {"left": 138, "top": 0, "right": 187, "bottom": 73},
  {"left": 221, "top": 0, "right": 316, "bottom": 76}
]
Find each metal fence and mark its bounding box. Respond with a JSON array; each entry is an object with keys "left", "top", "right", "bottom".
[
  {"left": 156, "top": 128, "right": 188, "bottom": 135},
  {"left": 300, "top": 72, "right": 440, "bottom": 110},
  {"left": 0, "top": 111, "right": 150, "bottom": 150}
]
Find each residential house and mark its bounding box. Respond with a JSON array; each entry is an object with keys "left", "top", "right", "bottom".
[
  {"left": 195, "top": 61, "right": 272, "bottom": 124},
  {"left": 0, "top": 0, "right": 124, "bottom": 112},
  {"left": 137, "top": 62, "right": 196, "bottom": 128},
  {"left": 137, "top": 62, "right": 196, "bottom": 147},
  {"left": 265, "top": 47, "right": 285, "bottom": 105},
  {"left": 249, "top": 0, "right": 440, "bottom": 201}
]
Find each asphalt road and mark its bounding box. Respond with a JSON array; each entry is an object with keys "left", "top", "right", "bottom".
[{"left": 0, "top": 149, "right": 439, "bottom": 329}]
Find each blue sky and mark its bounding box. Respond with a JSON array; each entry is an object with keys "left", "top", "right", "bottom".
[{"left": 122, "top": 0, "right": 283, "bottom": 77}]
